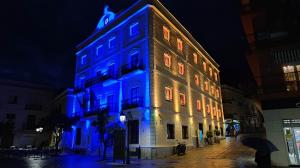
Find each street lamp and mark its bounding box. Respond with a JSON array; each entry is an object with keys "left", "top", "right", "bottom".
[
  {"left": 36, "top": 127, "right": 43, "bottom": 133},
  {"left": 119, "top": 112, "right": 130, "bottom": 164}
]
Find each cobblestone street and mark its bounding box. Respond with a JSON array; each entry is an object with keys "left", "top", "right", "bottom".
[{"left": 0, "top": 137, "right": 256, "bottom": 168}]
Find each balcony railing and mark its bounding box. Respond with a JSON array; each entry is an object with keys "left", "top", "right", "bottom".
[
  {"left": 122, "top": 97, "right": 143, "bottom": 110},
  {"left": 121, "top": 61, "right": 144, "bottom": 76},
  {"left": 73, "top": 87, "right": 85, "bottom": 94},
  {"left": 83, "top": 105, "right": 109, "bottom": 117},
  {"left": 85, "top": 72, "right": 117, "bottom": 88}
]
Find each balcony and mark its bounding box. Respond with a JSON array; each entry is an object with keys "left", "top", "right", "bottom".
[
  {"left": 84, "top": 72, "right": 117, "bottom": 88},
  {"left": 121, "top": 61, "right": 144, "bottom": 76},
  {"left": 73, "top": 87, "right": 85, "bottom": 94},
  {"left": 122, "top": 97, "right": 143, "bottom": 110},
  {"left": 83, "top": 105, "right": 109, "bottom": 117}
]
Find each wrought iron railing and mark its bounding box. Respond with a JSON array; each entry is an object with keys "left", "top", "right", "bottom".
[
  {"left": 84, "top": 72, "right": 117, "bottom": 88},
  {"left": 122, "top": 97, "right": 143, "bottom": 110},
  {"left": 121, "top": 61, "right": 144, "bottom": 76},
  {"left": 83, "top": 105, "right": 109, "bottom": 117}
]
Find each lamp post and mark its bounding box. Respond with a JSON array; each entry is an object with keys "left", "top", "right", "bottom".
[{"left": 120, "top": 112, "right": 130, "bottom": 164}]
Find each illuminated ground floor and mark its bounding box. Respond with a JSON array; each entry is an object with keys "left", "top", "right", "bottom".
[{"left": 61, "top": 107, "right": 225, "bottom": 159}]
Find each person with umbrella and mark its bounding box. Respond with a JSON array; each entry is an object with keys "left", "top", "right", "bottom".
[{"left": 241, "top": 137, "right": 279, "bottom": 168}]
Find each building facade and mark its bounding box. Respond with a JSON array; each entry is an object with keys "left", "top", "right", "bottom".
[
  {"left": 240, "top": 0, "right": 300, "bottom": 166},
  {"left": 65, "top": 0, "right": 224, "bottom": 159},
  {"left": 0, "top": 79, "right": 54, "bottom": 148}
]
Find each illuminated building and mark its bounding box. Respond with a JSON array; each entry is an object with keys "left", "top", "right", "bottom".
[
  {"left": 240, "top": 0, "right": 300, "bottom": 166},
  {"left": 65, "top": 0, "right": 224, "bottom": 158}
]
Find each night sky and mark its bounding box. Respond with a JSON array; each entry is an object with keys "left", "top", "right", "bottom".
[{"left": 1, "top": 0, "right": 253, "bottom": 90}]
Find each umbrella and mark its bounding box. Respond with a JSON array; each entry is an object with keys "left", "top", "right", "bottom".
[{"left": 241, "top": 137, "right": 279, "bottom": 153}]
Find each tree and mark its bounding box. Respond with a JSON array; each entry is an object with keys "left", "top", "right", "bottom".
[
  {"left": 92, "top": 109, "right": 123, "bottom": 161},
  {"left": 92, "top": 108, "right": 110, "bottom": 160},
  {"left": 39, "top": 112, "right": 75, "bottom": 155}
]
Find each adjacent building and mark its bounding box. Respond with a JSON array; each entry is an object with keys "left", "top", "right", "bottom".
[
  {"left": 240, "top": 0, "right": 300, "bottom": 166},
  {"left": 65, "top": 0, "right": 224, "bottom": 158},
  {"left": 221, "top": 84, "right": 263, "bottom": 134},
  {"left": 0, "top": 79, "right": 54, "bottom": 148}
]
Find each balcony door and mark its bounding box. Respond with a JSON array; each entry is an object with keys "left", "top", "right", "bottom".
[
  {"left": 107, "top": 95, "right": 114, "bottom": 111},
  {"left": 131, "top": 87, "right": 139, "bottom": 104},
  {"left": 130, "top": 52, "right": 139, "bottom": 68}
]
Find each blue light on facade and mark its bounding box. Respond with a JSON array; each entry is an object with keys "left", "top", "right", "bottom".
[{"left": 64, "top": 2, "right": 152, "bottom": 154}]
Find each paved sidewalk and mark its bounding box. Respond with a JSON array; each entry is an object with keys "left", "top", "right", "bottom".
[{"left": 0, "top": 137, "right": 256, "bottom": 168}]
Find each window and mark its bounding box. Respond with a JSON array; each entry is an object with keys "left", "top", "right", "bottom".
[
  {"left": 129, "top": 22, "right": 139, "bottom": 37},
  {"left": 6, "top": 113, "right": 16, "bottom": 120},
  {"left": 182, "top": 126, "right": 189, "bottom": 139},
  {"left": 193, "top": 53, "right": 198, "bottom": 64},
  {"left": 8, "top": 96, "right": 18, "bottom": 104},
  {"left": 26, "top": 115, "right": 36, "bottom": 130},
  {"left": 131, "top": 87, "right": 139, "bottom": 104},
  {"left": 179, "top": 93, "right": 186, "bottom": 106},
  {"left": 177, "top": 38, "right": 183, "bottom": 51},
  {"left": 206, "top": 104, "right": 210, "bottom": 114},
  {"left": 130, "top": 51, "right": 139, "bottom": 67},
  {"left": 203, "top": 62, "right": 207, "bottom": 72},
  {"left": 178, "top": 63, "right": 185, "bottom": 75},
  {"left": 216, "top": 89, "right": 220, "bottom": 98},
  {"left": 163, "top": 26, "right": 170, "bottom": 41},
  {"left": 167, "top": 124, "right": 175, "bottom": 139},
  {"left": 213, "top": 107, "right": 216, "bottom": 116},
  {"left": 165, "top": 87, "right": 173, "bottom": 101},
  {"left": 108, "top": 64, "right": 115, "bottom": 77},
  {"left": 209, "top": 68, "right": 213, "bottom": 77},
  {"left": 96, "top": 45, "right": 104, "bottom": 57},
  {"left": 164, "top": 53, "right": 171, "bottom": 68},
  {"left": 81, "top": 55, "right": 87, "bottom": 65},
  {"left": 196, "top": 100, "right": 201, "bottom": 112},
  {"left": 211, "top": 86, "right": 215, "bottom": 95},
  {"left": 75, "top": 128, "right": 81, "bottom": 145},
  {"left": 80, "top": 76, "right": 86, "bottom": 87},
  {"left": 283, "top": 65, "right": 298, "bottom": 91},
  {"left": 194, "top": 75, "right": 200, "bottom": 86},
  {"left": 128, "top": 120, "right": 139, "bottom": 144},
  {"left": 107, "top": 95, "right": 114, "bottom": 110},
  {"left": 204, "top": 81, "right": 209, "bottom": 91},
  {"left": 214, "top": 72, "right": 218, "bottom": 81},
  {"left": 108, "top": 36, "right": 116, "bottom": 48},
  {"left": 297, "top": 65, "right": 300, "bottom": 81}
]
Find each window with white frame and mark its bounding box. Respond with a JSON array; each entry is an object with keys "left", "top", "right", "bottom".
[
  {"left": 209, "top": 68, "right": 213, "bottom": 77},
  {"left": 211, "top": 86, "right": 215, "bottom": 95},
  {"left": 165, "top": 87, "right": 173, "bottom": 101},
  {"left": 81, "top": 55, "right": 87, "bottom": 65},
  {"left": 203, "top": 62, "right": 207, "bottom": 72},
  {"left": 163, "top": 26, "right": 170, "bottom": 41},
  {"left": 108, "top": 36, "right": 116, "bottom": 48},
  {"left": 196, "top": 100, "right": 201, "bottom": 112},
  {"left": 96, "top": 45, "right": 104, "bottom": 57},
  {"left": 216, "top": 89, "right": 220, "bottom": 98},
  {"left": 214, "top": 72, "right": 218, "bottom": 81},
  {"left": 194, "top": 74, "right": 200, "bottom": 86},
  {"left": 177, "top": 38, "right": 183, "bottom": 51},
  {"left": 178, "top": 62, "right": 185, "bottom": 75},
  {"left": 204, "top": 81, "right": 209, "bottom": 91},
  {"left": 164, "top": 53, "right": 171, "bottom": 68},
  {"left": 193, "top": 53, "right": 198, "bottom": 64},
  {"left": 179, "top": 93, "right": 186, "bottom": 106},
  {"left": 129, "top": 22, "right": 139, "bottom": 37},
  {"left": 206, "top": 104, "right": 210, "bottom": 114}
]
